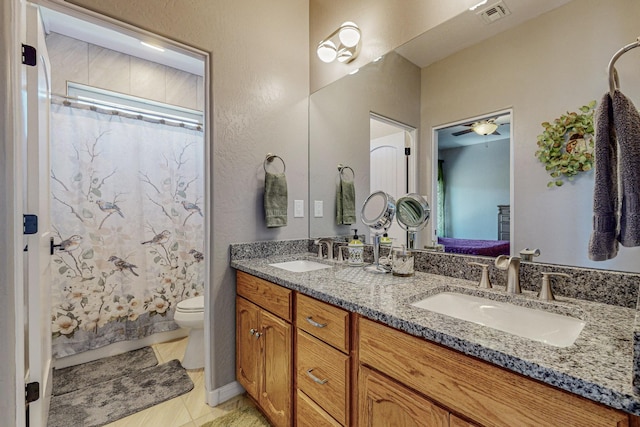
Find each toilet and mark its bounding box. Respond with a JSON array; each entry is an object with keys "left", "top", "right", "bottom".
[{"left": 173, "top": 295, "right": 205, "bottom": 369}]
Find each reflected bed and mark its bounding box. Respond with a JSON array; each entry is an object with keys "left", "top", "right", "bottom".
[{"left": 438, "top": 237, "right": 510, "bottom": 257}]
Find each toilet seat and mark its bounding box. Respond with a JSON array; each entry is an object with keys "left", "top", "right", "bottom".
[{"left": 176, "top": 296, "right": 204, "bottom": 313}]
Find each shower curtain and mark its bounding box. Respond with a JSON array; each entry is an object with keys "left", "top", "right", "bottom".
[{"left": 49, "top": 100, "right": 204, "bottom": 357}]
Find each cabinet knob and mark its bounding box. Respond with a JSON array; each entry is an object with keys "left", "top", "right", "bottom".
[
  {"left": 306, "top": 368, "right": 328, "bottom": 385},
  {"left": 305, "top": 316, "right": 327, "bottom": 328},
  {"left": 254, "top": 332, "right": 262, "bottom": 339},
  {"left": 250, "top": 328, "right": 256, "bottom": 335}
]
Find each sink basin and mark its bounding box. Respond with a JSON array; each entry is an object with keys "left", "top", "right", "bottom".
[
  {"left": 411, "top": 292, "right": 585, "bottom": 347},
  {"left": 269, "top": 260, "right": 332, "bottom": 273}
]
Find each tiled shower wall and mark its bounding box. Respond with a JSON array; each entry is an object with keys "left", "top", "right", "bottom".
[{"left": 46, "top": 32, "right": 204, "bottom": 110}]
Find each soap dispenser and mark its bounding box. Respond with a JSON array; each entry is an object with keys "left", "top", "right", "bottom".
[{"left": 348, "top": 229, "right": 364, "bottom": 267}]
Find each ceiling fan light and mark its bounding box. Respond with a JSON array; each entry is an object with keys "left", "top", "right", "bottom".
[
  {"left": 339, "top": 22, "right": 360, "bottom": 47},
  {"left": 472, "top": 121, "right": 498, "bottom": 135},
  {"left": 317, "top": 40, "right": 337, "bottom": 63}
]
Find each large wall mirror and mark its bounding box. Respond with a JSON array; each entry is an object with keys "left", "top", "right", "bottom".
[{"left": 309, "top": 0, "right": 640, "bottom": 273}]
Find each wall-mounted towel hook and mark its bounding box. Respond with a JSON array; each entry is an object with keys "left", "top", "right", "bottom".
[
  {"left": 608, "top": 36, "right": 640, "bottom": 96},
  {"left": 337, "top": 164, "right": 355, "bottom": 180},
  {"left": 264, "top": 153, "right": 286, "bottom": 173}
]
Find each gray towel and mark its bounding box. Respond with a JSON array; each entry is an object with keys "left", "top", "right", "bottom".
[
  {"left": 336, "top": 178, "right": 356, "bottom": 225},
  {"left": 264, "top": 172, "right": 287, "bottom": 227},
  {"left": 613, "top": 90, "right": 640, "bottom": 246},
  {"left": 588, "top": 93, "right": 618, "bottom": 261},
  {"left": 588, "top": 90, "right": 640, "bottom": 260}
]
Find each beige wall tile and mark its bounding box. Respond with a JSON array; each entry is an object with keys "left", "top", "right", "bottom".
[
  {"left": 88, "top": 44, "right": 130, "bottom": 94},
  {"left": 166, "top": 67, "right": 197, "bottom": 109},
  {"left": 130, "top": 56, "right": 167, "bottom": 103},
  {"left": 46, "top": 33, "right": 88, "bottom": 95}
]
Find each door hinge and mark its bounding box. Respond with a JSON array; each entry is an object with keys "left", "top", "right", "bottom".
[
  {"left": 22, "top": 44, "right": 36, "bottom": 66},
  {"left": 25, "top": 382, "right": 39, "bottom": 404},
  {"left": 23, "top": 214, "right": 38, "bottom": 235}
]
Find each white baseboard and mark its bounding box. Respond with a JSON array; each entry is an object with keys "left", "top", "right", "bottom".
[
  {"left": 53, "top": 329, "right": 188, "bottom": 369},
  {"left": 206, "top": 381, "right": 245, "bottom": 407}
]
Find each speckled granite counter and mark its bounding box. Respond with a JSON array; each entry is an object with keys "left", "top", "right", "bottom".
[{"left": 231, "top": 251, "right": 640, "bottom": 415}]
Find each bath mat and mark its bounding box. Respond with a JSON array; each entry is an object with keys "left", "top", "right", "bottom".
[
  {"left": 52, "top": 346, "right": 158, "bottom": 395},
  {"left": 48, "top": 359, "right": 193, "bottom": 427},
  {"left": 200, "top": 405, "right": 271, "bottom": 427}
]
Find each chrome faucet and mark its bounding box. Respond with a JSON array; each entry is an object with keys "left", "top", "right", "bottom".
[
  {"left": 314, "top": 238, "right": 334, "bottom": 260},
  {"left": 495, "top": 255, "right": 521, "bottom": 294}
]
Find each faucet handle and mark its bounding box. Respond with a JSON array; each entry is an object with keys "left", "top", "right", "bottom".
[
  {"left": 468, "top": 262, "right": 492, "bottom": 289},
  {"left": 539, "top": 272, "right": 570, "bottom": 301}
]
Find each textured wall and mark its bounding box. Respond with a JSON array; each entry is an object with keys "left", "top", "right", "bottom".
[
  {"left": 46, "top": 32, "right": 203, "bottom": 109},
  {"left": 309, "top": 0, "right": 474, "bottom": 92},
  {"left": 65, "top": 0, "right": 309, "bottom": 393},
  {"left": 421, "top": 0, "right": 640, "bottom": 271}
]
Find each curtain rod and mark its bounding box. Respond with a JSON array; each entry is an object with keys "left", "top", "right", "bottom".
[{"left": 51, "top": 94, "right": 203, "bottom": 131}]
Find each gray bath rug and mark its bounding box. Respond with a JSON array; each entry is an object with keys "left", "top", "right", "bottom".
[
  {"left": 52, "top": 346, "right": 158, "bottom": 396},
  {"left": 48, "top": 359, "right": 194, "bottom": 427}
]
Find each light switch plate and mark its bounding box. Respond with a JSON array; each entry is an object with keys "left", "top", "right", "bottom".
[
  {"left": 294, "top": 200, "right": 304, "bottom": 218},
  {"left": 314, "top": 200, "right": 323, "bottom": 217}
]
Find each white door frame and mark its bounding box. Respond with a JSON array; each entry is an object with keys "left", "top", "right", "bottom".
[
  {"left": 430, "top": 108, "right": 514, "bottom": 247},
  {"left": 9, "top": 2, "right": 214, "bottom": 424}
]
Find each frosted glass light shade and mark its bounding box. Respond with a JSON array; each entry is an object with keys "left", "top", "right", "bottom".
[
  {"left": 317, "top": 40, "right": 337, "bottom": 63},
  {"left": 473, "top": 121, "right": 498, "bottom": 135},
  {"left": 339, "top": 22, "right": 360, "bottom": 48},
  {"left": 337, "top": 48, "right": 353, "bottom": 63}
]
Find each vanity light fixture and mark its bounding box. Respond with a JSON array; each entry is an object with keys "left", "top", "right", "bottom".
[
  {"left": 317, "top": 21, "right": 361, "bottom": 64},
  {"left": 472, "top": 120, "right": 499, "bottom": 135}
]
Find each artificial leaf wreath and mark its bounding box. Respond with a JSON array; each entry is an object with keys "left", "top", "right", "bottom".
[{"left": 535, "top": 100, "right": 596, "bottom": 187}]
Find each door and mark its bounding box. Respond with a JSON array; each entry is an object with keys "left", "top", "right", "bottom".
[
  {"left": 24, "top": 4, "right": 53, "bottom": 426},
  {"left": 236, "top": 297, "right": 260, "bottom": 398},
  {"left": 370, "top": 115, "right": 415, "bottom": 245},
  {"left": 260, "top": 309, "right": 292, "bottom": 427},
  {"left": 359, "top": 366, "right": 449, "bottom": 427}
]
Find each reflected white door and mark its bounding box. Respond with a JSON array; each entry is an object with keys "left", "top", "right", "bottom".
[
  {"left": 370, "top": 130, "right": 407, "bottom": 243},
  {"left": 24, "top": 4, "right": 53, "bottom": 426}
]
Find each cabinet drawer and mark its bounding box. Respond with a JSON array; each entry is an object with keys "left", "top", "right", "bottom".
[
  {"left": 296, "top": 293, "right": 349, "bottom": 352},
  {"left": 359, "top": 317, "right": 629, "bottom": 427},
  {"left": 237, "top": 271, "right": 292, "bottom": 321},
  {"left": 297, "top": 330, "right": 349, "bottom": 425},
  {"left": 296, "top": 390, "right": 342, "bottom": 427}
]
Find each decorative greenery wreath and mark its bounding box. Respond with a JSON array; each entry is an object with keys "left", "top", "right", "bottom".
[{"left": 535, "top": 100, "right": 597, "bottom": 187}]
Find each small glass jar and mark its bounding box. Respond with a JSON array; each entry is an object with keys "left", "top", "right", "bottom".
[{"left": 392, "top": 247, "right": 414, "bottom": 277}]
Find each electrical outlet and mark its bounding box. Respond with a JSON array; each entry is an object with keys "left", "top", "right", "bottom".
[
  {"left": 294, "top": 200, "right": 304, "bottom": 218},
  {"left": 314, "top": 200, "right": 323, "bottom": 217}
]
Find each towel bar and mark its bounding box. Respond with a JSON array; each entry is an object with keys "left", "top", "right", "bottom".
[
  {"left": 608, "top": 36, "right": 640, "bottom": 96},
  {"left": 264, "top": 153, "right": 286, "bottom": 173}
]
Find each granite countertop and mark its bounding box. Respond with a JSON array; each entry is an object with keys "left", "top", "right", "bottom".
[{"left": 231, "top": 252, "right": 640, "bottom": 415}]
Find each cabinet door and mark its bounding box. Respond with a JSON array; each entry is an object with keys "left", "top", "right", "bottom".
[
  {"left": 359, "top": 366, "right": 448, "bottom": 427},
  {"left": 296, "top": 390, "right": 342, "bottom": 427},
  {"left": 236, "top": 297, "right": 259, "bottom": 399},
  {"left": 260, "top": 309, "right": 292, "bottom": 427}
]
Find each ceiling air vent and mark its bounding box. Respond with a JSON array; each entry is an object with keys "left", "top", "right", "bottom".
[{"left": 477, "top": 1, "right": 512, "bottom": 24}]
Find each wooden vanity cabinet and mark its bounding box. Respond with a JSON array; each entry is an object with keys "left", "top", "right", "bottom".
[
  {"left": 295, "top": 293, "right": 352, "bottom": 426},
  {"left": 236, "top": 272, "right": 293, "bottom": 427},
  {"left": 358, "top": 317, "right": 631, "bottom": 427}
]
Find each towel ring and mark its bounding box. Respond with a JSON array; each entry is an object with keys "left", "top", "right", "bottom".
[
  {"left": 264, "top": 153, "right": 286, "bottom": 173},
  {"left": 338, "top": 164, "right": 355, "bottom": 180},
  {"left": 608, "top": 37, "right": 640, "bottom": 96}
]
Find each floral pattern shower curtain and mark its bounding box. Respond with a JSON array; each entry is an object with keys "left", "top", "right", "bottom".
[{"left": 50, "top": 102, "right": 204, "bottom": 357}]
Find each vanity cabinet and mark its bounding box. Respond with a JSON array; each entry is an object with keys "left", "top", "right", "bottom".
[
  {"left": 295, "top": 294, "right": 351, "bottom": 426},
  {"left": 236, "top": 272, "right": 292, "bottom": 427},
  {"left": 358, "top": 317, "right": 630, "bottom": 427}
]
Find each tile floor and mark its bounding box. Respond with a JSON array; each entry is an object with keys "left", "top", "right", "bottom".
[{"left": 103, "top": 337, "right": 254, "bottom": 427}]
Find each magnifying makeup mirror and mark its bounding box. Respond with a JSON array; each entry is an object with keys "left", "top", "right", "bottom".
[
  {"left": 361, "top": 191, "right": 396, "bottom": 273},
  {"left": 396, "top": 193, "right": 430, "bottom": 249}
]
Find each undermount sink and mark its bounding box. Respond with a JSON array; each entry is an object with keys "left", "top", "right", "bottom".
[
  {"left": 411, "top": 292, "right": 585, "bottom": 348},
  {"left": 269, "top": 260, "right": 332, "bottom": 273}
]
